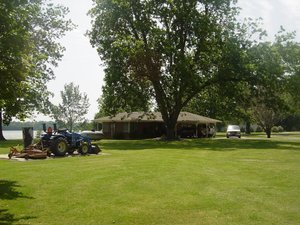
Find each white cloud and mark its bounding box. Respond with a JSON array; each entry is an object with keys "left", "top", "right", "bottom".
[{"left": 238, "top": 0, "right": 300, "bottom": 41}]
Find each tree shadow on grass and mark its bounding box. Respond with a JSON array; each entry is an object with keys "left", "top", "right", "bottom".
[
  {"left": 0, "top": 180, "right": 33, "bottom": 200},
  {"left": 0, "top": 180, "right": 36, "bottom": 225},
  {"left": 100, "top": 138, "right": 300, "bottom": 152},
  {"left": 0, "top": 209, "right": 36, "bottom": 225}
]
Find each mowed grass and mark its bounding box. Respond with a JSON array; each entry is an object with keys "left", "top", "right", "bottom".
[{"left": 0, "top": 133, "right": 300, "bottom": 225}]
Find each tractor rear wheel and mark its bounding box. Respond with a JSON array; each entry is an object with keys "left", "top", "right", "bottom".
[
  {"left": 51, "top": 138, "right": 68, "bottom": 156},
  {"left": 78, "top": 143, "right": 89, "bottom": 155}
]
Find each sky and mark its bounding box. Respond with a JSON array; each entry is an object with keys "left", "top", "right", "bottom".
[{"left": 35, "top": 0, "right": 300, "bottom": 121}]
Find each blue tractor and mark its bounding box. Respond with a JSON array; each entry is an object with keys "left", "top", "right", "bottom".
[{"left": 39, "top": 124, "right": 101, "bottom": 156}]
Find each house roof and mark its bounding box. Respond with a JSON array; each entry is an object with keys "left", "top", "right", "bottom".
[{"left": 94, "top": 111, "right": 222, "bottom": 124}]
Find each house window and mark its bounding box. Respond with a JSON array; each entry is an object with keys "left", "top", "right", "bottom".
[
  {"left": 122, "top": 123, "right": 130, "bottom": 133},
  {"left": 103, "top": 123, "right": 110, "bottom": 133}
]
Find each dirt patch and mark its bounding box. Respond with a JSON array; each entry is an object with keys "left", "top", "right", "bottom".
[
  {"left": 0, "top": 153, "right": 110, "bottom": 162},
  {"left": 0, "top": 154, "right": 27, "bottom": 162}
]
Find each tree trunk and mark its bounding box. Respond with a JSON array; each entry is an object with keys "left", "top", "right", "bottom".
[
  {"left": 163, "top": 111, "right": 180, "bottom": 140},
  {"left": 245, "top": 121, "right": 251, "bottom": 135},
  {"left": 166, "top": 123, "right": 176, "bottom": 140},
  {"left": 0, "top": 109, "right": 6, "bottom": 141},
  {"left": 150, "top": 79, "right": 180, "bottom": 140},
  {"left": 265, "top": 127, "right": 271, "bottom": 138}
]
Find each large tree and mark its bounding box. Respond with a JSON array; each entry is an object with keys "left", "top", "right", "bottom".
[
  {"left": 89, "top": 0, "right": 254, "bottom": 139},
  {"left": 250, "top": 32, "right": 300, "bottom": 137},
  {"left": 51, "top": 82, "right": 90, "bottom": 132},
  {"left": 0, "top": 0, "right": 73, "bottom": 140},
  {"left": 249, "top": 40, "right": 287, "bottom": 138},
  {"left": 184, "top": 29, "right": 300, "bottom": 137}
]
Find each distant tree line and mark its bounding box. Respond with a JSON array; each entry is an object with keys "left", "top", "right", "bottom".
[
  {"left": 2, "top": 121, "right": 54, "bottom": 131},
  {"left": 3, "top": 121, "right": 95, "bottom": 132}
]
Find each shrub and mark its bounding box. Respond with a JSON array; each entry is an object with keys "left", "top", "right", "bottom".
[
  {"left": 278, "top": 126, "right": 284, "bottom": 132},
  {"left": 272, "top": 126, "right": 279, "bottom": 133}
]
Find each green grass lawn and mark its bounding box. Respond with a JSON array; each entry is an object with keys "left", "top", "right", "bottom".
[{"left": 1, "top": 133, "right": 300, "bottom": 225}]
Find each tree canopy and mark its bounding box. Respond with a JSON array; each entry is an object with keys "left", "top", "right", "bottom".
[
  {"left": 89, "top": 0, "right": 257, "bottom": 139},
  {"left": 0, "top": 0, "right": 73, "bottom": 140},
  {"left": 96, "top": 65, "right": 152, "bottom": 117}
]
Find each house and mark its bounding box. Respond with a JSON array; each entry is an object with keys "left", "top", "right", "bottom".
[{"left": 94, "top": 111, "right": 222, "bottom": 139}]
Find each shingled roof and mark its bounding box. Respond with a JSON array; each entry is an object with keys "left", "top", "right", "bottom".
[{"left": 94, "top": 112, "right": 221, "bottom": 124}]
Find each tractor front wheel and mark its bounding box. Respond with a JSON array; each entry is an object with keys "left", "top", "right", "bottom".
[
  {"left": 78, "top": 143, "right": 89, "bottom": 155},
  {"left": 51, "top": 138, "right": 68, "bottom": 156}
]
